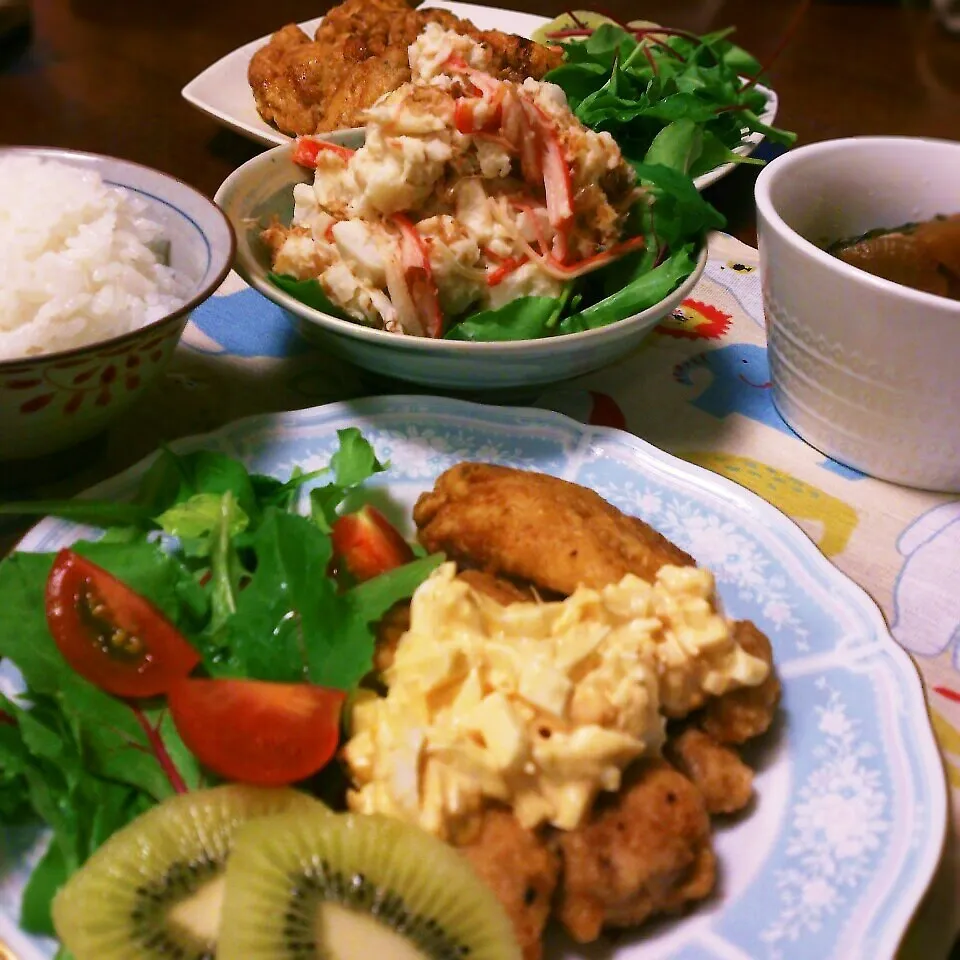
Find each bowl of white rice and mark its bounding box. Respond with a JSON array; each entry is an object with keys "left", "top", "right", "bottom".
[{"left": 0, "top": 146, "right": 234, "bottom": 461}]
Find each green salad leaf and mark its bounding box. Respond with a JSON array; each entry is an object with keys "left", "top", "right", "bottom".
[
  {"left": 560, "top": 245, "right": 699, "bottom": 333},
  {"left": 0, "top": 429, "right": 441, "bottom": 935},
  {"left": 544, "top": 21, "right": 796, "bottom": 174},
  {"left": 269, "top": 272, "right": 354, "bottom": 322},
  {"left": 444, "top": 296, "right": 565, "bottom": 342}
]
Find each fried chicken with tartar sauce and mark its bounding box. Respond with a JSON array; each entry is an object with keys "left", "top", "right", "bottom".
[
  {"left": 702, "top": 619, "right": 781, "bottom": 744},
  {"left": 355, "top": 464, "right": 782, "bottom": 951}
]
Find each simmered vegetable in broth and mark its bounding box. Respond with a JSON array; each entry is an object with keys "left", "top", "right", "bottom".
[{"left": 827, "top": 213, "right": 960, "bottom": 301}]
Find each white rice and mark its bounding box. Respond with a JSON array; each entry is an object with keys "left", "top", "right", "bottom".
[{"left": 0, "top": 155, "right": 191, "bottom": 361}]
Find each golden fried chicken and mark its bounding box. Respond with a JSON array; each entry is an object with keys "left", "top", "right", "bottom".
[
  {"left": 701, "top": 620, "right": 781, "bottom": 744},
  {"left": 248, "top": 23, "right": 329, "bottom": 137},
  {"left": 413, "top": 463, "right": 694, "bottom": 596},
  {"left": 554, "top": 759, "right": 716, "bottom": 943},
  {"left": 248, "top": 0, "right": 562, "bottom": 136},
  {"left": 667, "top": 728, "right": 754, "bottom": 815},
  {"left": 458, "top": 808, "right": 560, "bottom": 960}
]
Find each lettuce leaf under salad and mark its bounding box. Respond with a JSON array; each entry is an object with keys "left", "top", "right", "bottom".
[{"left": 0, "top": 430, "right": 442, "bottom": 940}]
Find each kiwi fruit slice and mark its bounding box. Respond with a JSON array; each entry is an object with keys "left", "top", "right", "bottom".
[
  {"left": 532, "top": 10, "right": 617, "bottom": 44},
  {"left": 532, "top": 11, "right": 663, "bottom": 46},
  {"left": 52, "top": 784, "right": 326, "bottom": 960},
  {"left": 218, "top": 810, "right": 522, "bottom": 960}
]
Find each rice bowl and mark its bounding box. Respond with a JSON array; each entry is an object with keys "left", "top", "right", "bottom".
[
  {"left": 0, "top": 155, "right": 192, "bottom": 361},
  {"left": 0, "top": 146, "right": 234, "bottom": 460}
]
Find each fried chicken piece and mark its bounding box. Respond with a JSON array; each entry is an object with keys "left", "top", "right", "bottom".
[
  {"left": 249, "top": 0, "right": 562, "bottom": 135},
  {"left": 472, "top": 28, "right": 563, "bottom": 84},
  {"left": 458, "top": 808, "right": 560, "bottom": 960},
  {"left": 554, "top": 760, "right": 716, "bottom": 943},
  {"left": 314, "top": 50, "right": 411, "bottom": 134},
  {"left": 372, "top": 568, "right": 534, "bottom": 673},
  {"left": 248, "top": 24, "right": 330, "bottom": 137},
  {"left": 456, "top": 567, "right": 537, "bottom": 605},
  {"left": 701, "top": 620, "right": 781, "bottom": 745},
  {"left": 413, "top": 463, "right": 694, "bottom": 597},
  {"left": 667, "top": 728, "right": 754, "bottom": 815}
]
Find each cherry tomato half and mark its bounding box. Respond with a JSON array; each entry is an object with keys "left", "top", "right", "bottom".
[
  {"left": 331, "top": 505, "right": 414, "bottom": 583},
  {"left": 45, "top": 549, "right": 201, "bottom": 699},
  {"left": 167, "top": 677, "right": 346, "bottom": 786}
]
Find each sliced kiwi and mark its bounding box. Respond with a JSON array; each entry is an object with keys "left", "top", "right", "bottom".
[
  {"left": 52, "top": 785, "right": 326, "bottom": 960},
  {"left": 532, "top": 10, "right": 618, "bottom": 44},
  {"left": 532, "top": 11, "right": 663, "bottom": 46},
  {"left": 217, "top": 811, "right": 522, "bottom": 960}
]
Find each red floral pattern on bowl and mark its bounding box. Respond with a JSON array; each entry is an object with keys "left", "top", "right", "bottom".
[{"left": 0, "top": 314, "right": 187, "bottom": 460}]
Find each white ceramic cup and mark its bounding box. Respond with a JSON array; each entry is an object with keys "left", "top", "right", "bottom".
[{"left": 755, "top": 136, "right": 960, "bottom": 493}]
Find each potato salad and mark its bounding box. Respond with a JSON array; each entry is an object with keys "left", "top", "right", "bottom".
[{"left": 263, "top": 24, "right": 643, "bottom": 337}]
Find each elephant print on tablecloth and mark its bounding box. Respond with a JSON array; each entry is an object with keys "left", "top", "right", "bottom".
[{"left": 891, "top": 500, "right": 960, "bottom": 664}]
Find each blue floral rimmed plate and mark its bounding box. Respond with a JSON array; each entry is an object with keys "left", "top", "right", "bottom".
[{"left": 0, "top": 396, "right": 946, "bottom": 960}]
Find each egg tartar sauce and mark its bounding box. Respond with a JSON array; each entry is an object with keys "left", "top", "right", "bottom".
[{"left": 343, "top": 562, "right": 769, "bottom": 841}]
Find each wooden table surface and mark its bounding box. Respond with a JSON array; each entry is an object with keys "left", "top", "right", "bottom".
[
  {"left": 1, "top": 6, "right": 960, "bottom": 956},
  {"left": 1, "top": 0, "right": 959, "bottom": 549}
]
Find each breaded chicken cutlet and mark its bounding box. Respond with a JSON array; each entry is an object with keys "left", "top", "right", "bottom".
[
  {"left": 248, "top": 0, "right": 563, "bottom": 136},
  {"left": 413, "top": 462, "right": 695, "bottom": 595}
]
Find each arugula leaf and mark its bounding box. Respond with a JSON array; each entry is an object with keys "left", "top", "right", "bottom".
[
  {"left": 156, "top": 492, "right": 249, "bottom": 542},
  {"left": 644, "top": 118, "right": 704, "bottom": 174},
  {"left": 740, "top": 107, "right": 797, "bottom": 147},
  {"left": 269, "top": 273, "right": 354, "bottom": 322},
  {"left": 214, "top": 508, "right": 440, "bottom": 689},
  {"left": 214, "top": 509, "right": 335, "bottom": 682},
  {"left": 444, "top": 297, "right": 565, "bottom": 342},
  {"left": 561, "top": 245, "right": 698, "bottom": 333},
  {"left": 169, "top": 452, "right": 261, "bottom": 525},
  {"left": 630, "top": 161, "right": 726, "bottom": 248},
  {"left": 207, "top": 492, "right": 247, "bottom": 642},
  {"left": 310, "top": 428, "right": 387, "bottom": 533},
  {"left": 0, "top": 690, "right": 177, "bottom": 935},
  {"left": 545, "top": 20, "right": 796, "bottom": 173},
  {"left": 135, "top": 448, "right": 189, "bottom": 516},
  {"left": 689, "top": 130, "right": 764, "bottom": 178},
  {"left": 307, "top": 553, "right": 445, "bottom": 689},
  {"left": 251, "top": 466, "right": 328, "bottom": 514}
]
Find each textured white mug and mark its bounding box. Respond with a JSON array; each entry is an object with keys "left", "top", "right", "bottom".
[{"left": 755, "top": 136, "right": 960, "bottom": 493}]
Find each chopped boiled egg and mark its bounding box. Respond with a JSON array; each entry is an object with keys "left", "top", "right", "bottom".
[{"left": 342, "top": 562, "right": 770, "bottom": 841}]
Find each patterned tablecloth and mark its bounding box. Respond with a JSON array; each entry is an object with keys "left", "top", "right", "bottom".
[{"left": 64, "top": 232, "right": 960, "bottom": 956}]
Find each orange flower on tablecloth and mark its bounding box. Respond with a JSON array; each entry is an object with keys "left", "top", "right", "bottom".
[{"left": 655, "top": 299, "right": 732, "bottom": 340}]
